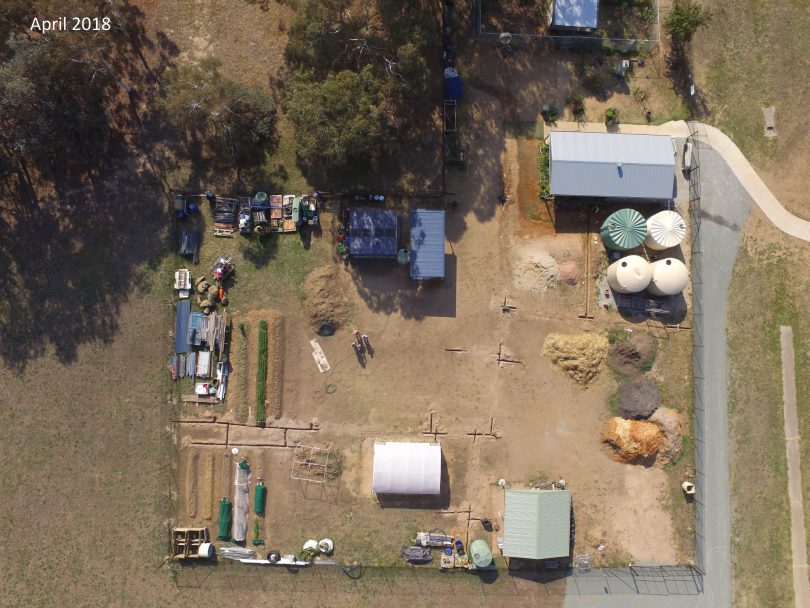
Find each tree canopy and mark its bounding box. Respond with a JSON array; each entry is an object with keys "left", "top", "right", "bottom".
[
  {"left": 158, "top": 58, "right": 276, "bottom": 168},
  {"left": 283, "top": 0, "right": 435, "bottom": 175},
  {"left": 664, "top": 1, "right": 712, "bottom": 46},
  {"left": 284, "top": 67, "right": 386, "bottom": 171}
]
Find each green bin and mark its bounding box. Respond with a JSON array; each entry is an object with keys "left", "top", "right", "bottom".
[{"left": 254, "top": 483, "right": 267, "bottom": 515}]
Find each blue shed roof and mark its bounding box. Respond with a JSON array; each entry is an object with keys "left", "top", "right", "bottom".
[
  {"left": 409, "top": 210, "right": 445, "bottom": 280},
  {"left": 175, "top": 300, "right": 190, "bottom": 354},
  {"left": 347, "top": 210, "right": 398, "bottom": 258}
]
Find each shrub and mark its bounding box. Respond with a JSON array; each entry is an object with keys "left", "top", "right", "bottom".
[
  {"left": 256, "top": 320, "right": 268, "bottom": 425},
  {"left": 605, "top": 107, "right": 619, "bottom": 126},
  {"left": 538, "top": 142, "right": 551, "bottom": 199},
  {"left": 664, "top": 1, "right": 712, "bottom": 46},
  {"left": 566, "top": 91, "right": 585, "bottom": 119}
]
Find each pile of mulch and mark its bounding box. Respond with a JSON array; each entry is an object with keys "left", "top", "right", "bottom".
[
  {"left": 602, "top": 417, "right": 663, "bottom": 464},
  {"left": 558, "top": 259, "right": 580, "bottom": 286},
  {"left": 302, "top": 266, "right": 350, "bottom": 334},
  {"left": 608, "top": 332, "right": 657, "bottom": 377},
  {"left": 649, "top": 407, "right": 683, "bottom": 464},
  {"left": 542, "top": 333, "right": 609, "bottom": 385},
  {"left": 615, "top": 380, "right": 662, "bottom": 419}
]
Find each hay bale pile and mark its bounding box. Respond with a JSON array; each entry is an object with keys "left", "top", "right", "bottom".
[
  {"left": 608, "top": 332, "right": 657, "bottom": 377},
  {"left": 649, "top": 407, "right": 683, "bottom": 464},
  {"left": 302, "top": 266, "right": 350, "bottom": 334},
  {"left": 542, "top": 333, "right": 609, "bottom": 385},
  {"left": 602, "top": 417, "right": 663, "bottom": 464},
  {"left": 615, "top": 380, "right": 662, "bottom": 419}
]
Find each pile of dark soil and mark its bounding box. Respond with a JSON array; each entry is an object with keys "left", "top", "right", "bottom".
[
  {"left": 615, "top": 380, "right": 661, "bottom": 419},
  {"left": 302, "top": 266, "right": 349, "bottom": 334},
  {"left": 608, "top": 332, "right": 657, "bottom": 377}
]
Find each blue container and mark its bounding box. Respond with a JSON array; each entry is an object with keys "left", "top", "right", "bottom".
[
  {"left": 187, "top": 202, "right": 198, "bottom": 214},
  {"left": 444, "top": 547, "right": 453, "bottom": 556},
  {"left": 175, "top": 210, "right": 187, "bottom": 219}
]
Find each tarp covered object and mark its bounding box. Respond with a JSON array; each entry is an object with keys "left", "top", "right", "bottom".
[
  {"left": 444, "top": 67, "right": 464, "bottom": 101},
  {"left": 254, "top": 483, "right": 267, "bottom": 514},
  {"left": 372, "top": 442, "right": 442, "bottom": 495},
  {"left": 217, "top": 498, "right": 233, "bottom": 541},
  {"left": 175, "top": 300, "right": 190, "bottom": 354}
]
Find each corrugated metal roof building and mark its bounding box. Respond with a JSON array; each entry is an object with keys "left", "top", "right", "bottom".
[
  {"left": 549, "top": 131, "right": 676, "bottom": 200},
  {"left": 409, "top": 210, "right": 446, "bottom": 280},
  {"left": 346, "top": 210, "right": 399, "bottom": 258},
  {"left": 551, "top": 0, "right": 599, "bottom": 30},
  {"left": 503, "top": 489, "right": 572, "bottom": 560}
]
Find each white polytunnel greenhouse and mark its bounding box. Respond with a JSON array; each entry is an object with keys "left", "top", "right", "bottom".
[{"left": 372, "top": 441, "right": 442, "bottom": 495}]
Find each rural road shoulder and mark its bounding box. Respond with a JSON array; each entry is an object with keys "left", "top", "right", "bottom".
[{"left": 780, "top": 326, "right": 810, "bottom": 608}]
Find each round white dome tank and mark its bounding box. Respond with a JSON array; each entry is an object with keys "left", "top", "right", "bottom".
[
  {"left": 648, "top": 258, "right": 689, "bottom": 296},
  {"left": 606, "top": 255, "right": 652, "bottom": 294},
  {"left": 645, "top": 210, "right": 686, "bottom": 251}
]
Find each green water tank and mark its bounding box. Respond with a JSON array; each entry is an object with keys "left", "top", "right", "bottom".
[
  {"left": 217, "top": 498, "right": 233, "bottom": 541},
  {"left": 600, "top": 209, "right": 647, "bottom": 251},
  {"left": 254, "top": 483, "right": 267, "bottom": 515},
  {"left": 470, "top": 539, "right": 493, "bottom": 568}
]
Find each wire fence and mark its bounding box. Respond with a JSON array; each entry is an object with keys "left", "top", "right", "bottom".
[
  {"left": 685, "top": 121, "right": 705, "bottom": 575},
  {"left": 166, "top": 559, "right": 703, "bottom": 597},
  {"left": 474, "top": 0, "right": 660, "bottom": 53}
]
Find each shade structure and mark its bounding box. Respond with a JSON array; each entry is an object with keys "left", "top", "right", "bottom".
[
  {"left": 372, "top": 442, "right": 441, "bottom": 495},
  {"left": 600, "top": 209, "right": 647, "bottom": 251},
  {"left": 470, "top": 539, "right": 493, "bottom": 568},
  {"left": 606, "top": 255, "right": 652, "bottom": 294},
  {"left": 648, "top": 258, "right": 689, "bottom": 296},
  {"left": 645, "top": 210, "right": 686, "bottom": 250}
]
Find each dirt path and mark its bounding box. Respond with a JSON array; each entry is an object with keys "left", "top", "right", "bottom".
[{"left": 779, "top": 325, "right": 810, "bottom": 608}]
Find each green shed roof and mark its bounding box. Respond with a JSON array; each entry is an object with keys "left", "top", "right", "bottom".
[
  {"left": 503, "top": 489, "right": 571, "bottom": 560},
  {"left": 599, "top": 208, "right": 647, "bottom": 251}
]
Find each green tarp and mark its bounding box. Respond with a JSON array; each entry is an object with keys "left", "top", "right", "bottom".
[
  {"left": 600, "top": 209, "right": 647, "bottom": 251},
  {"left": 217, "top": 498, "right": 233, "bottom": 541},
  {"left": 254, "top": 483, "right": 267, "bottom": 515}
]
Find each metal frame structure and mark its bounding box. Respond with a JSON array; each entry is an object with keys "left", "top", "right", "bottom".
[{"left": 290, "top": 443, "right": 333, "bottom": 485}]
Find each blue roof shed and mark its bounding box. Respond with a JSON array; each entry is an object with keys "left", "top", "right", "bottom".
[
  {"left": 409, "top": 210, "right": 445, "bottom": 280},
  {"left": 175, "top": 300, "right": 190, "bottom": 354},
  {"left": 347, "top": 210, "right": 399, "bottom": 258}
]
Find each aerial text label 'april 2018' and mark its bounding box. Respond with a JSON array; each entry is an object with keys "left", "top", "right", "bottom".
[{"left": 30, "top": 17, "right": 111, "bottom": 32}]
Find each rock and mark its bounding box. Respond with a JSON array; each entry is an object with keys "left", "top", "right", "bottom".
[
  {"left": 602, "top": 417, "right": 663, "bottom": 464},
  {"left": 542, "top": 333, "right": 609, "bottom": 385},
  {"left": 649, "top": 407, "right": 683, "bottom": 464},
  {"left": 615, "top": 380, "right": 661, "bottom": 419}
]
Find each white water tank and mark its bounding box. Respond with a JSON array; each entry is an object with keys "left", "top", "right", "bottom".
[
  {"left": 648, "top": 258, "right": 689, "bottom": 296},
  {"left": 606, "top": 255, "right": 652, "bottom": 294},
  {"left": 645, "top": 210, "right": 686, "bottom": 251},
  {"left": 198, "top": 542, "right": 214, "bottom": 558}
]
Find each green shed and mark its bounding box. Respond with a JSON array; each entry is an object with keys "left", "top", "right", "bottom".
[
  {"left": 502, "top": 489, "right": 571, "bottom": 560},
  {"left": 254, "top": 483, "right": 267, "bottom": 515},
  {"left": 599, "top": 209, "right": 647, "bottom": 251},
  {"left": 217, "top": 498, "right": 233, "bottom": 541}
]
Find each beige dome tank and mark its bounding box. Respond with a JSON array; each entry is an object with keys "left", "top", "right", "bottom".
[
  {"left": 648, "top": 258, "right": 689, "bottom": 296},
  {"left": 645, "top": 210, "right": 686, "bottom": 251},
  {"left": 607, "top": 255, "right": 652, "bottom": 294}
]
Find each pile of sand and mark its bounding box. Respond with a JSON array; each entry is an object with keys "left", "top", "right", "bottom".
[
  {"left": 602, "top": 417, "right": 663, "bottom": 464},
  {"left": 558, "top": 259, "right": 580, "bottom": 286},
  {"left": 302, "top": 266, "right": 350, "bottom": 334},
  {"left": 513, "top": 246, "right": 559, "bottom": 293},
  {"left": 615, "top": 380, "right": 661, "bottom": 419},
  {"left": 542, "top": 333, "right": 609, "bottom": 385},
  {"left": 649, "top": 407, "right": 683, "bottom": 464},
  {"left": 608, "top": 332, "right": 657, "bottom": 377}
]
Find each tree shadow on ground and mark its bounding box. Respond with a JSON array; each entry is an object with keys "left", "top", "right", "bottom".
[{"left": 0, "top": 5, "right": 182, "bottom": 372}]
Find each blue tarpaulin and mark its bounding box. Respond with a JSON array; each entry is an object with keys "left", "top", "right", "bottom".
[
  {"left": 410, "top": 210, "right": 446, "bottom": 280},
  {"left": 347, "top": 210, "right": 399, "bottom": 258},
  {"left": 175, "top": 300, "right": 190, "bottom": 354},
  {"left": 444, "top": 67, "right": 464, "bottom": 101}
]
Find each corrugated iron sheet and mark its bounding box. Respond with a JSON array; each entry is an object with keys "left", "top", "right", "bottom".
[
  {"left": 409, "top": 210, "right": 446, "bottom": 280},
  {"left": 550, "top": 131, "right": 675, "bottom": 199}
]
